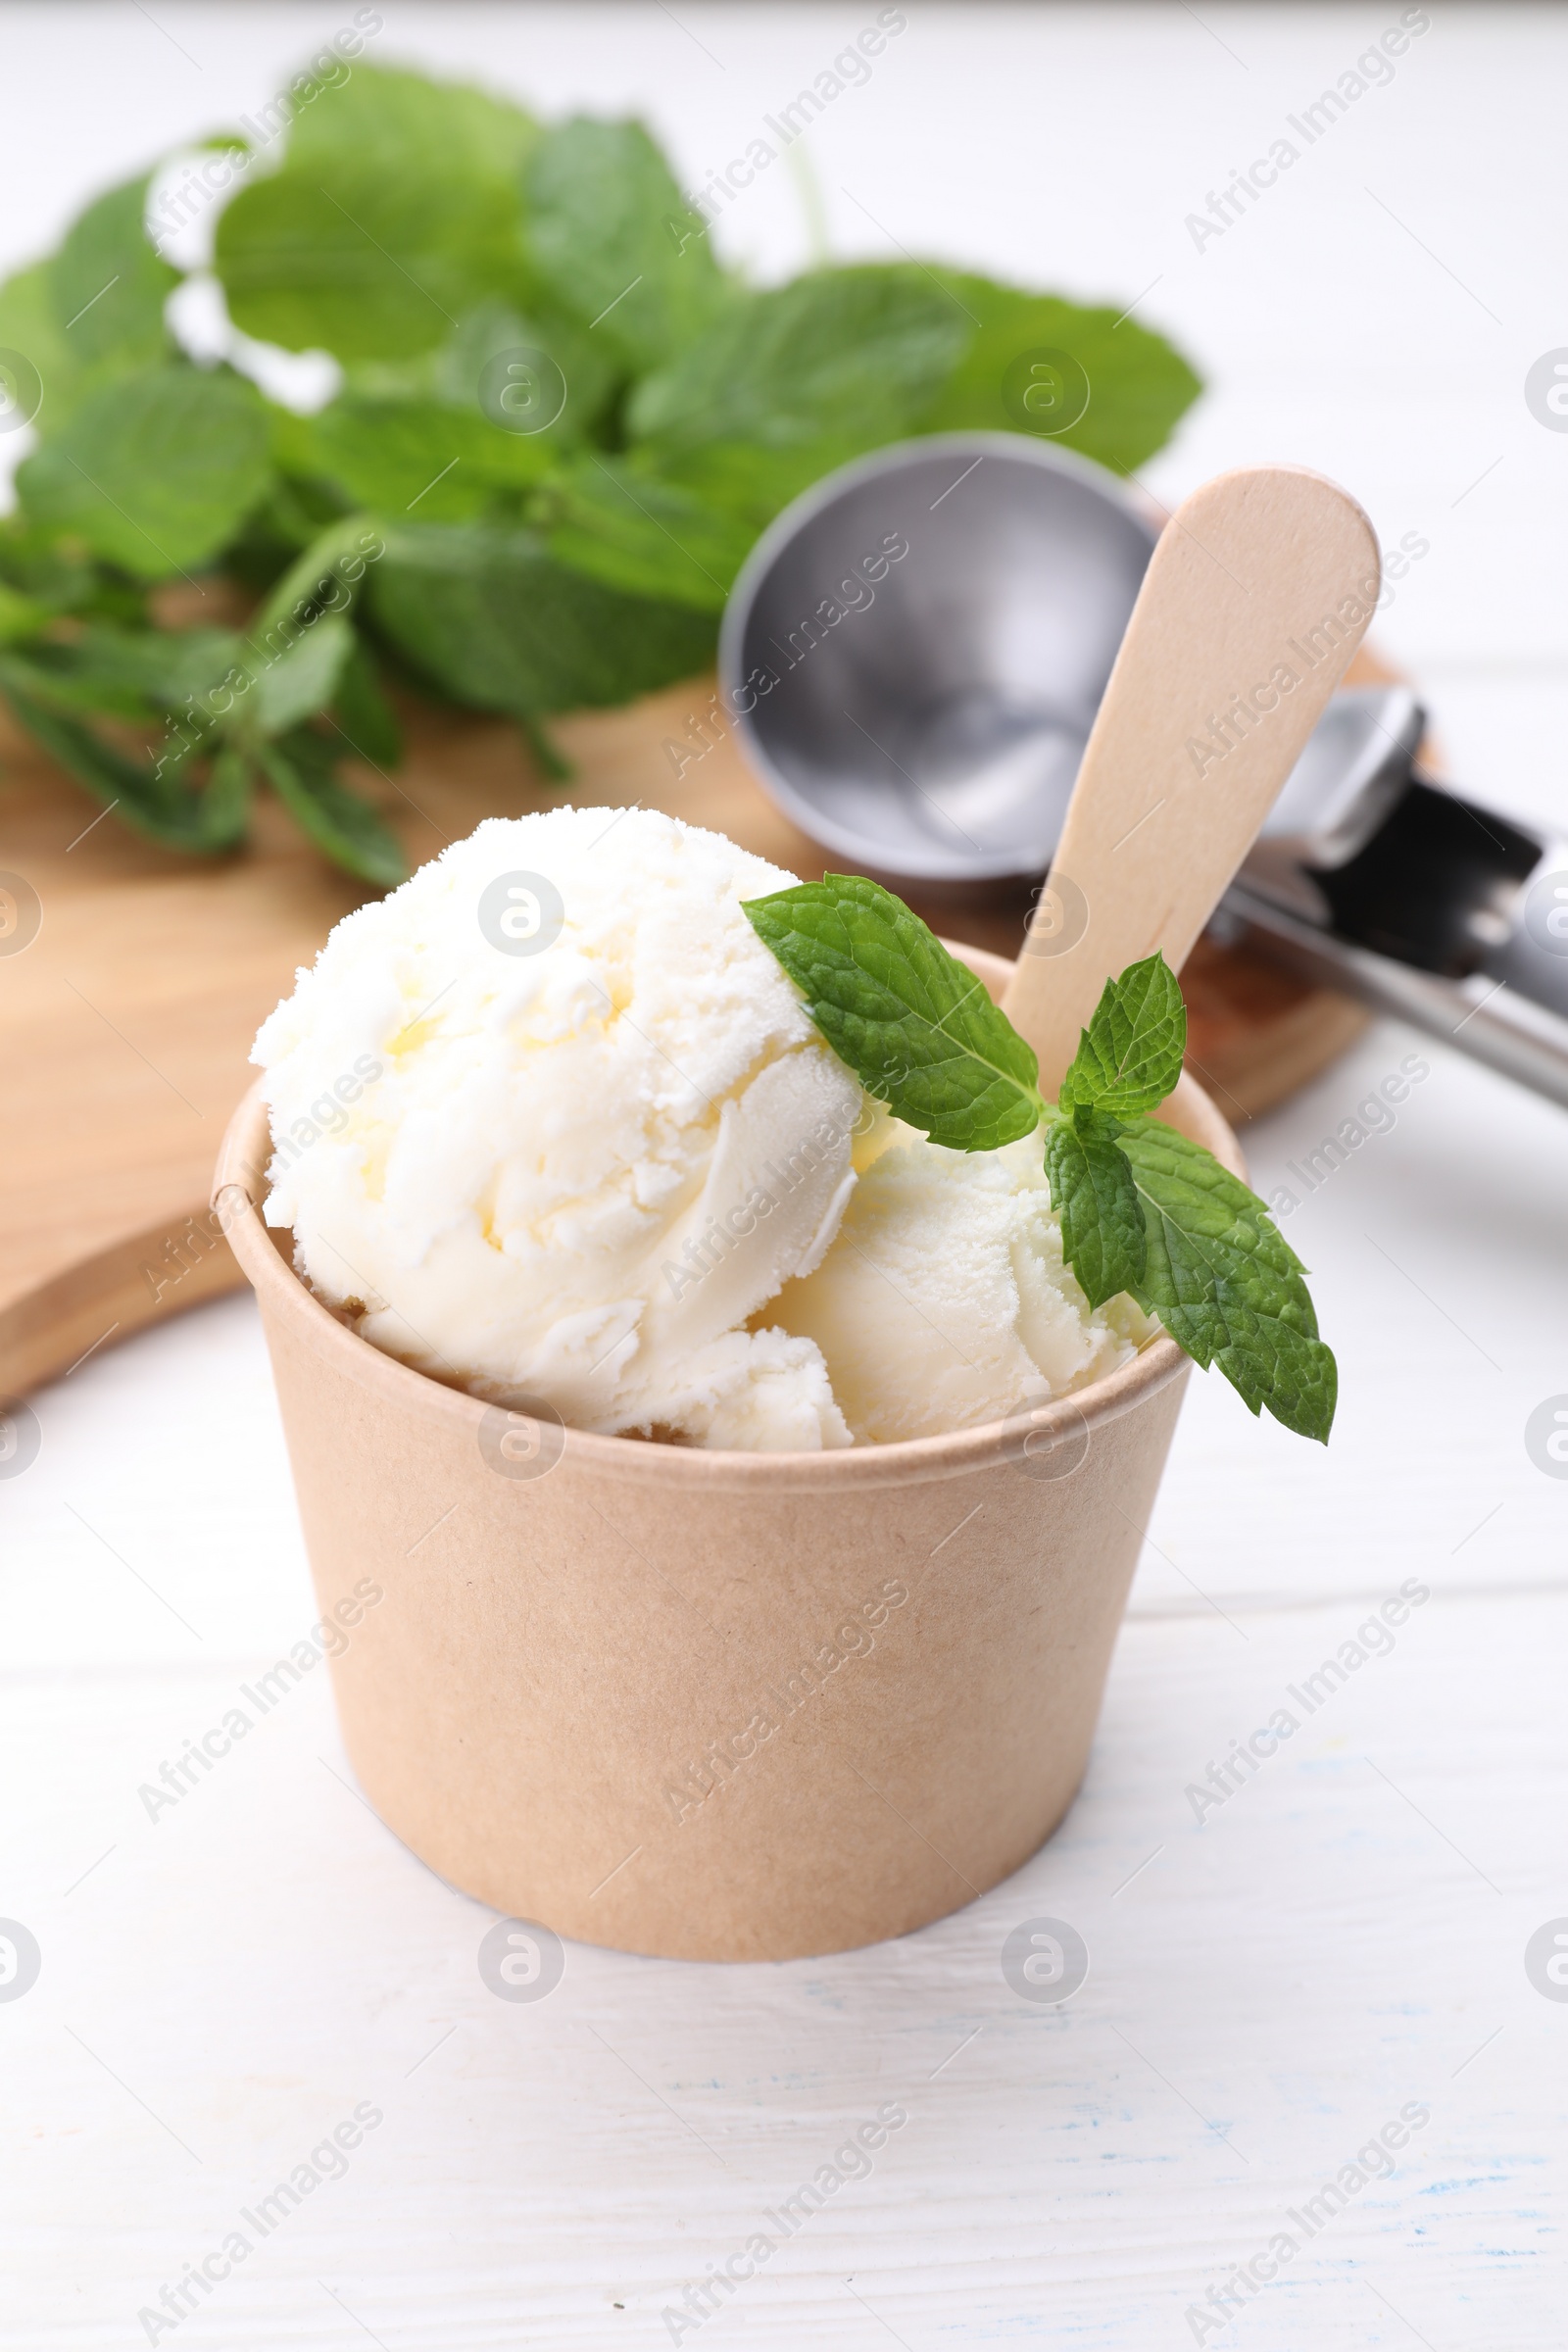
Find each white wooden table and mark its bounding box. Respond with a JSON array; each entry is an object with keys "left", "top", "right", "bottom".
[{"left": 4, "top": 7, "right": 1566, "bottom": 2345}]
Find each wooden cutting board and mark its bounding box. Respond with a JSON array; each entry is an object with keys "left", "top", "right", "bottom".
[{"left": 0, "top": 655, "right": 1383, "bottom": 1396}]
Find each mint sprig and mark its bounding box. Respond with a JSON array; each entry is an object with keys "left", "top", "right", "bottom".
[
  {"left": 743, "top": 874, "right": 1336, "bottom": 1444},
  {"left": 0, "top": 61, "right": 1201, "bottom": 879}
]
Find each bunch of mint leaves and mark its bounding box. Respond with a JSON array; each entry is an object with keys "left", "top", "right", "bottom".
[
  {"left": 0, "top": 62, "right": 1200, "bottom": 885},
  {"left": 743, "top": 876, "right": 1337, "bottom": 1443}
]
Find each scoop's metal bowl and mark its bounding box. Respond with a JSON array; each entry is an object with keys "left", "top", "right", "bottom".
[
  {"left": 719, "top": 432, "right": 1568, "bottom": 1115},
  {"left": 717, "top": 431, "right": 1156, "bottom": 887}
]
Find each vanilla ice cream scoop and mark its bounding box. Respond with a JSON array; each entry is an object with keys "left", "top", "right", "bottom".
[
  {"left": 252, "top": 808, "right": 862, "bottom": 1448},
  {"left": 770, "top": 1132, "right": 1157, "bottom": 1446}
]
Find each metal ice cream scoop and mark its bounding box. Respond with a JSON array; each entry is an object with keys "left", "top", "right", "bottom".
[{"left": 718, "top": 432, "right": 1568, "bottom": 1109}]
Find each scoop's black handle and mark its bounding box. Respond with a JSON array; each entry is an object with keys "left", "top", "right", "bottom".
[
  {"left": 1311, "top": 772, "right": 1568, "bottom": 1016},
  {"left": 1228, "top": 740, "right": 1568, "bottom": 1105}
]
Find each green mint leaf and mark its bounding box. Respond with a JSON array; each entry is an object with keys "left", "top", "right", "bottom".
[
  {"left": 196, "top": 746, "right": 254, "bottom": 851},
  {"left": 85, "top": 624, "right": 243, "bottom": 711},
  {"left": 368, "top": 521, "right": 715, "bottom": 716},
  {"left": 329, "top": 636, "right": 403, "bottom": 769},
  {"left": 215, "top": 65, "right": 537, "bottom": 364},
  {"left": 341, "top": 298, "right": 614, "bottom": 448},
  {"left": 248, "top": 514, "right": 382, "bottom": 651},
  {"left": 742, "top": 875, "right": 1041, "bottom": 1152},
  {"left": 257, "top": 731, "right": 406, "bottom": 886},
  {"left": 526, "top": 118, "right": 730, "bottom": 372},
  {"left": 623, "top": 267, "right": 967, "bottom": 540},
  {"left": 0, "top": 261, "right": 83, "bottom": 435},
  {"left": 1063, "top": 951, "right": 1187, "bottom": 1118},
  {"left": 0, "top": 683, "right": 220, "bottom": 851},
  {"left": 285, "top": 393, "right": 556, "bottom": 521},
  {"left": 16, "top": 366, "right": 270, "bottom": 578},
  {"left": 631, "top": 440, "right": 846, "bottom": 543},
  {"left": 0, "top": 514, "right": 115, "bottom": 616},
  {"left": 1045, "top": 1110, "right": 1146, "bottom": 1310},
  {"left": 248, "top": 610, "right": 355, "bottom": 737},
  {"left": 49, "top": 173, "right": 177, "bottom": 376},
  {"left": 0, "top": 625, "right": 243, "bottom": 720},
  {"left": 912, "top": 270, "right": 1202, "bottom": 475},
  {"left": 0, "top": 581, "right": 51, "bottom": 647},
  {"left": 628, "top": 266, "right": 970, "bottom": 471},
  {"left": 543, "top": 455, "right": 753, "bottom": 613},
  {"left": 1120, "top": 1119, "right": 1337, "bottom": 1443}
]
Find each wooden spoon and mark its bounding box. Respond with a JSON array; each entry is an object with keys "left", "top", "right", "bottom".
[{"left": 1002, "top": 465, "right": 1381, "bottom": 1092}]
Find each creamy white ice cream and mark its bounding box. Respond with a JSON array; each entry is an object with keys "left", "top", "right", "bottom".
[
  {"left": 252, "top": 808, "right": 862, "bottom": 1448},
  {"left": 253, "top": 808, "right": 1157, "bottom": 1451},
  {"left": 770, "top": 1130, "right": 1157, "bottom": 1446}
]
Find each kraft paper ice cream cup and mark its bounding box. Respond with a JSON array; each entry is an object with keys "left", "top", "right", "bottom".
[{"left": 216, "top": 946, "right": 1246, "bottom": 1962}]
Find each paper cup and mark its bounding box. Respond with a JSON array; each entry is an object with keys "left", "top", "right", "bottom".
[{"left": 216, "top": 947, "right": 1245, "bottom": 1962}]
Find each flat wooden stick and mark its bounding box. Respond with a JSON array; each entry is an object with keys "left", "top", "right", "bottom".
[{"left": 1002, "top": 466, "right": 1380, "bottom": 1092}]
